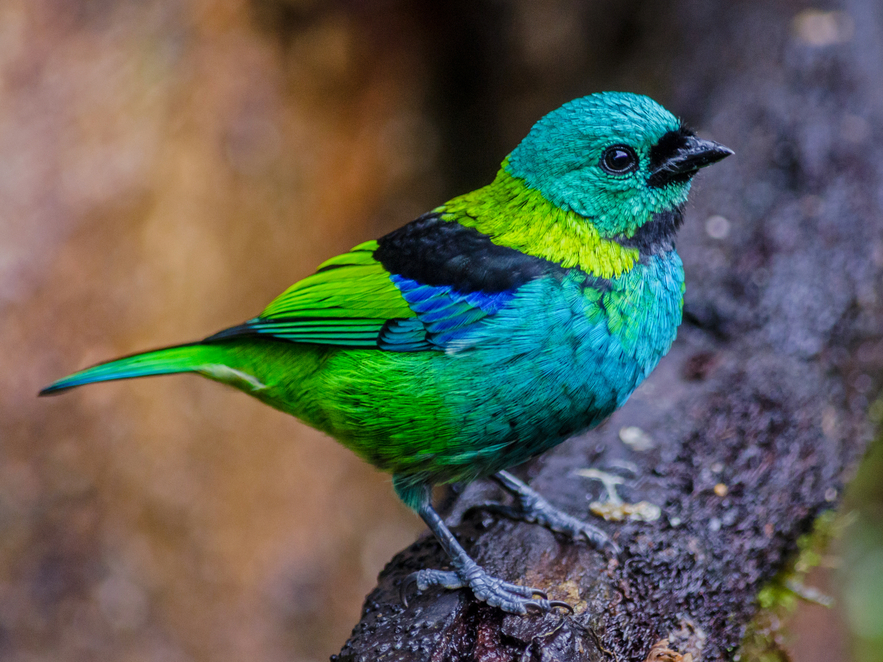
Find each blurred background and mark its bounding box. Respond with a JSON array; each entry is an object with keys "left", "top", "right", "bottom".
[{"left": 1, "top": 1, "right": 881, "bottom": 660}]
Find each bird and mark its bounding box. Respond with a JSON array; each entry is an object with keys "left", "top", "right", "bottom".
[{"left": 41, "top": 92, "right": 732, "bottom": 615}]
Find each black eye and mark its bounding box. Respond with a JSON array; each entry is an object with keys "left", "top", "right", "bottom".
[{"left": 600, "top": 145, "right": 638, "bottom": 174}]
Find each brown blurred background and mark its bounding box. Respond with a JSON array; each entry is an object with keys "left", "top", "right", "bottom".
[{"left": 2, "top": 1, "right": 881, "bottom": 660}]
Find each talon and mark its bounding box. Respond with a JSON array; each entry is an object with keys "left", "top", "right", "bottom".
[
  {"left": 595, "top": 535, "right": 621, "bottom": 555},
  {"left": 400, "top": 573, "right": 418, "bottom": 607},
  {"left": 411, "top": 500, "right": 573, "bottom": 615},
  {"left": 548, "top": 600, "right": 575, "bottom": 614},
  {"left": 523, "top": 601, "right": 546, "bottom": 614},
  {"left": 490, "top": 470, "right": 617, "bottom": 552}
]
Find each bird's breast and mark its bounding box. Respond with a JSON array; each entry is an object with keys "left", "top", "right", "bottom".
[
  {"left": 479, "top": 250, "right": 685, "bottom": 419},
  {"left": 590, "top": 250, "right": 686, "bottom": 392},
  {"left": 414, "top": 251, "right": 685, "bottom": 478}
]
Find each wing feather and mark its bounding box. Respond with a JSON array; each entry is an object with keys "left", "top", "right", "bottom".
[{"left": 205, "top": 216, "right": 558, "bottom": 351}]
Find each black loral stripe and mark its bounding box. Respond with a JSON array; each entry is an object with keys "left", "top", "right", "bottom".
[
  {"left": 647, "top": 125, "right": 696, "bottom": 188},
  {"left": 373, "top": 213, "right": 564, "bottom": 294},
  {"left": 648, "top": 126, "right": 694, "bottom": 173}
]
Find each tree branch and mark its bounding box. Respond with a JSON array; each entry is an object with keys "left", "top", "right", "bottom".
[{"left": 335, "top": 0, "right": 883, "bottom": 659}]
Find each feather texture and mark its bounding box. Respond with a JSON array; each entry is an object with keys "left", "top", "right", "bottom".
[
  {"left": 41, "top": 91, "right": 728, "bottom": 494},
  {"left": 40, "top": 91, "right": 733, "bottom": 615}
]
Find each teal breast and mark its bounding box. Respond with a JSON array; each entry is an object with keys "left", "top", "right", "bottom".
[
  {"left": 410, "top": 250, "right": 685, "bottom": 481},
  {"left": 279, "top": 250, "right": 685, "bottom": 485}
]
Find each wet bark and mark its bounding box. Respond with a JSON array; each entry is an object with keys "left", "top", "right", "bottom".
[{"left": 335, "top": 0, "right": 883, "bottom": 660}]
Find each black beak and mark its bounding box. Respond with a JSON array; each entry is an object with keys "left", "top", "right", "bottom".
[{"left": 649, "top": 135, "right": 733, "bottom": 187}]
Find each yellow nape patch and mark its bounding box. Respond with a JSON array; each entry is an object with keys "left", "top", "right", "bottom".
[{"left": 441, "top": 170, "right": 639, "bottom": 279}]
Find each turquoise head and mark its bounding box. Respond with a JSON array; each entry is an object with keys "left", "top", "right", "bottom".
[{"left": 506, "top": 92, "right": 732, "bottom": 239}]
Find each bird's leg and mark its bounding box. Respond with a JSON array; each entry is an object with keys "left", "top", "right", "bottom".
[
  {"left": 487, "top": 470, "right": 617, "bottom": 552},
  {"left": 399, "top": 483, "right": 572, "bottom": 615}
]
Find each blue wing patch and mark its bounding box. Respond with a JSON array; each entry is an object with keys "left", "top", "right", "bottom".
[
  {"left": 377, "top": 318, "right": 429, "bottom": 351},
  {"left": 202, "top": 216, "right": 539, "bottom": 352},
  {"left": 389, "top": 275, "right": 516, "bottom": 348},
  {"left": 205, "top": 274, "right": 519, "bottom": 352}
]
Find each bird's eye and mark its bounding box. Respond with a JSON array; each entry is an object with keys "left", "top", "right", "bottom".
[{"left": 600, "top": 145, "right": 638, "bottom": 174}]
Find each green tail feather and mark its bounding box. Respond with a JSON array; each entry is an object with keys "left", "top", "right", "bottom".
[{"left": 39, "top": 343, "right": 216, "bottom": 396}]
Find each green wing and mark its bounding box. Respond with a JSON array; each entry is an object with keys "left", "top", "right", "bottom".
[
  {"left": 207, "top": 240, "right": 425, "bottom": 349},
  {"left": 207, "top": 208, "right": 543, "bottom": 351},
  {"left": 260, "top": 241, "right": 411, "bottom": 321}
]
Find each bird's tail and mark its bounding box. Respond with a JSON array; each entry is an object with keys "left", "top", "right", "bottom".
[{"left": 39, "top": 343, "right": 223, "bottom": 396}]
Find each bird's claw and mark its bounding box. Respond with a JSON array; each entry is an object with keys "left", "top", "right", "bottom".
[
  {"left": 400, "top": 566, "right": 573, "bottom": 615},
  {"left": 548, "top": 600, "right": 575, "bottom": 614},
  {"left": 475, "top": 501, "right": 619, "bottom": 554},
  {"left": 400, "top": 573, "right": 417, "bottom": 607},
  {"left": 401, "top": 568, "right": 464, "bottom": 607}
]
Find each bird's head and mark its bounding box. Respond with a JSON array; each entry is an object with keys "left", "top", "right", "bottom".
[{"left": 506, "top": 92, "right": 732, "bottom": 240}]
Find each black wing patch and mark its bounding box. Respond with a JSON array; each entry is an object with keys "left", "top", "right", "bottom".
[{"left": 373, "top": 213, "right": 565, "bottom": 294}]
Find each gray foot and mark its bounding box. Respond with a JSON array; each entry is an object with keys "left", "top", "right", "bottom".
[
  {"left": 488, "top": 470, "right": 618, "bottom": 552},
  {"left": 402, "top": 563, "right": 572, "bottom": 615},
  {"left": 400, "top": 492, "right": 575, "bottom": 615}
]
